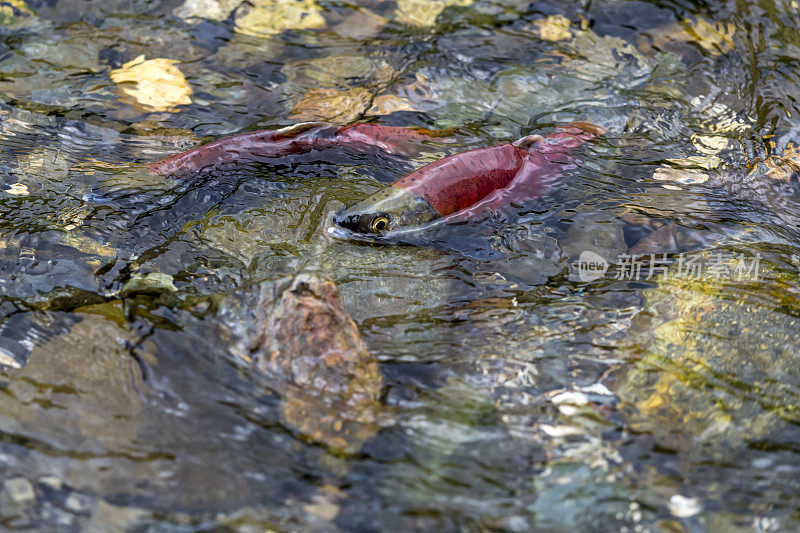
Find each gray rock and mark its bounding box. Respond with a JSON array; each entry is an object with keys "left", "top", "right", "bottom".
[
  {"left": 2, "top": 477, "right": 35, "bottom": 504},
  {"left": 86, "top": 500, "right": 147, "bottom": 533}
]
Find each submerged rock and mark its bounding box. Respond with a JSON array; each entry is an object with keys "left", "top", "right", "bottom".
[
  {"left": 173, "top": 0, "right": 242, "bottom": 22},
  {"left": 366, "top": 94, "right": 420, "bottom": 116},
  {"left": 331, "top": 7, "right": 387, "bottom": 40},
  {"left": 120, "top": 273, "right": 178, "bottom": 298},
  {"left": 283, "top": 54, "right": 394, "bottom": 89},
  {"left": 618, "top": 265, "right": 800, "bottom": 456},
  {"left": 86, "top": 500, "right": 147, "bottom": 533},
  {"left": 0, "top": 313, "right": 144, "bottom": 451},
  {"left": 222, "top": 274, "right": 385, "bottom": 453},
  {"left": 289, "top": 86, "right": 372, "bottom": 123},
  {"left": 212, "top": 36, "right": 285, "bottom": 74},
  {"left": 1, "top": 478, "right": 35, "bottom": 504}
]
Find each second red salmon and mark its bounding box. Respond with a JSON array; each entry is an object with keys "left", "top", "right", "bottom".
[{"left": 329, "top": 122, "right": 605, "bottom": 240}]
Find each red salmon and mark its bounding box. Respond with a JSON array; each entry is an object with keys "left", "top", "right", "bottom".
[
  {"left": 330, "top": 122, "right": 605, "bottom": 238},
  {"left": 148, "top": 122, "right": 444, "bottom": 176}
]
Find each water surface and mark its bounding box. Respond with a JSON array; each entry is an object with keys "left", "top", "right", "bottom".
[{"left": 0, "top": 0, "right": 797, "bottom": 530}]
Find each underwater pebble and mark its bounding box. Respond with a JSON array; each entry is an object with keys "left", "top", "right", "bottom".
[
  {"left": 548, "top": 391, "right": 590, "bottom": 417},
  {"left": 751, "top": 457, "right": 773, "bottom": 469},
  {"left": 290, "top": 87, "right": 372, "bottom": 124},
  {"left": 87, "top": 501, "right": 147, "bottom": 533},
  {"left": 284, "top": 54, "right": 392, "bottom": 87},
  {"left": 367, "top": 94, "right": 419, "bottom": 116},
  {"left": 223, "top": 274, "right": 385, "bottom": 454},
  {"left": 173, "top": 0, "right": 241, "bottom": 21},
  {"left": 547, "top": 390, "right": 589, "bottom": 406},
  {"left": 683, "top": 18, "right": 736, "bottom": 55},
  {"left": 109, "top": 55, "right": 192, "bottom": 112},
  {"left": 38, "top": 477, "right": 62, "bottom": 491},
  {"left": 2, "top": 478, "right": 35, "bottom": 504},
  {"left": 0, "top": 348, "right": 21, "bottom": 369},
  {"left": 120, "top": 273, "right": 178, "bottom": 298},
  {"left": 332, "top": 7, "right": 387, "bottom": 39},
  {"left": 539, "top": 424, "right": 583, "bottom": 437},
  {"left": 668, "top": 494, "right": 703, "bottom": 518},
  {"left": 580, "top": 383, "right": 613, "bottom": 396},
  {"left": 5, "top": 183, "right": 28, "bottom": 196},
  {"left": 64, "top": 494, "right": 83, "bottom": 512},
  {"left": 302, "top": 493, "right": 340, "bottom": 521}
]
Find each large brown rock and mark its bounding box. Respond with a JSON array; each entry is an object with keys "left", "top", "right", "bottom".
[{"left": 227, "top": 274, "right": 385, "bottom": 454}]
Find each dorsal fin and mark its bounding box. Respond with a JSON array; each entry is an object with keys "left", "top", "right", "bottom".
[{"left": 512, "top": 134, "right": 544, "bottom": 151}]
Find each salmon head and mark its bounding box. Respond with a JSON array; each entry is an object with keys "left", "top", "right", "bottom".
[{"left": 328, "top": 185, "right": 442, "bottom": 241}]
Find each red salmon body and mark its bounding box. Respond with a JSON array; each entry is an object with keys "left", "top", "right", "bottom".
[
  {"left": 330, "top": 121, "right": 606, "bottom": 239},
  {"left": 336, "top": 123, "right": 436, "bottom": 155},
  {"left": 395, "top": 144, "right": 529, "bottom": 216},
  {"left": 392, "top": 121, "right": 605, "bottom": 219},
  {"left": 148, "top": 122, "right": 444, "bottom": 176}
]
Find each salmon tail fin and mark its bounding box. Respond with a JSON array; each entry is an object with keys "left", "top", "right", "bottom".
[
  {"left": 412, "top": 126, "right": 458, "bottom": 138},
  {"left": 558, "top": 121, "right": 607, "bottom": 137},
  {"left": 512, "top": 134, "right": 544, "bottom": 150}
]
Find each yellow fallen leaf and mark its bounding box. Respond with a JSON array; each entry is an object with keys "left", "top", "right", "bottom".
[
  {"left": 110, "top": 55, "right": 192, "bottom": 112},
  {"left": 668, "top": 154, "right": 722, "bottom": 170},
  {"left": 691, "top": 133, "right": 729, "bottom": 155},
  {"left": 395, "top": 0, "right": 472, "bottom": 27},
  {"left": 641, "top": 17, "right": 735, "bottom": 56},
  {"left": 234, "top": 0, "right": 326, "bottom": 37},
  {"left": 684, "top": 18, "right": 735, "bottom": 55},
  {"left": 533, "top": 15, "right": 572, "bottom": 42},
  {"left": 290, "top": 87, "right": 372, "bottom": 124},
  {"left": 653, "top": 154, "right": 722, "bottom": 185},
  {"left": 0, "top": 0, "right": 35, "bottom": 27}
]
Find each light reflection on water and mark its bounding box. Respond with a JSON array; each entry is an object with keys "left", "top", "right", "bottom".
[{"left": 0, "top": 0, "right": 796, "bottom": 529}]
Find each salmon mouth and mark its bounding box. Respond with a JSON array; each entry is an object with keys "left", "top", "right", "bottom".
[
  {"left": 325, "top": 223, "right": 409, "bottom": 244},
  {"left": 326, "top": 218, "right": 440, "bottom": 244},
  {"left": 326, "top": 224, "right": 383, "bottom": 242},
  {"left": 325, "top": 220, "right": 406, "bottom": 243}
]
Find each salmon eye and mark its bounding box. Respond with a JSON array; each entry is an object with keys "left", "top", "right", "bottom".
[{"left": 370, "top": 215, "right": 389, "bottom": 232}]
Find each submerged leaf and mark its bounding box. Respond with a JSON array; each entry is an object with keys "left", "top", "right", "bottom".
[
  {"left": 234, "top": 0, "right": 326, "bottom": 37},
  {"left": 0, "top": 0, "right": 35, "bottom": 28},
  {"left": 642, "top": 17, "right": 736, "bottom": 56},
  {"left": 394, "top": 0, "right": 473, "bottom": 27},
  {"left": 532, "top": 15, "right": 572, "bottom": 42},
  {"left": 109, "top": 55, "right": 192, "bottom": 112}
]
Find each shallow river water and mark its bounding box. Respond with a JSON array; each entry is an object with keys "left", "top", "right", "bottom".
[{"left": 0, "top": 0, "right": 797, "bottom": 530}]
